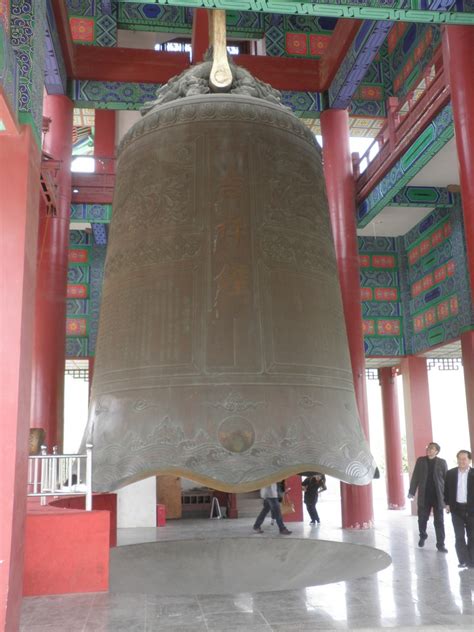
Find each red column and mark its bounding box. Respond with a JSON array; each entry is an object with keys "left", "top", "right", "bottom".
[
  {"left": 282, "top": 475, "right": 303, "bottom": 523},
  {"left": 379, "top": 367, "right": 405, "bottom": 509},
  {"left": 442, "top": 27, "right": 474, "bottom": 291},
  {"left": 0, "top": 125, "right": 41, "bottom": 632},
  {"left": 192, "top": 9, "right": 210, "bottom": 63},
  {"left": 30, "top": 95, "right": 73, "bottom": 450},
  {"left": 320, "top": 108, "right": 373, "bottom": 529},
  {"left": 88, "top": 356, "right": 95, "bottom": 402},
  {"left": 227, "top": 493, "right": 238, "bottom": 519},
  {"left": 401, "top": 356, "right": 432, "bottom": 514},
  {"left": 461, "top": 331, "right": 474, "bottom": 455},
  {"left": 94, "top": 109, "right": 115, "bottom": 172}
]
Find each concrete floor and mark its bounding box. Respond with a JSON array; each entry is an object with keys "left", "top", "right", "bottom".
[{"left": 21, "top": 482, "right": 474, "bottom": 631}]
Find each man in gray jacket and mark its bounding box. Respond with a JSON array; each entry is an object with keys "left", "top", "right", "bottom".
[{"left": 408, "top": 442, "right": 448, "bottom": 552}]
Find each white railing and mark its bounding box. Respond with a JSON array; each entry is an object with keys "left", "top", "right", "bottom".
[{"left": 27, "top": 444, "right": 93, "bottom": 511}]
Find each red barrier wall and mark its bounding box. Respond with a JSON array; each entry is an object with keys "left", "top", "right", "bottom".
[
  {"left": 24, "top": 504, "right": 109, "bottom": 596},
  {"left": 51, "top": 493, "right": 117, "bottom": 547}
]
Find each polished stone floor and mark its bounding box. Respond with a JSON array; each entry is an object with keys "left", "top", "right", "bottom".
[{"left": 21, "top": 481, "right": 474, "bottom": 631}]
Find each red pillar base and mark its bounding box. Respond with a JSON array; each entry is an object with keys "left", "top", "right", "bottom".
[{"left": 341, "top": 483, "right": 374, "bottom": 529}]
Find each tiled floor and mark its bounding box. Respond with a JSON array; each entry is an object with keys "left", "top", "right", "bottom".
[{"left": 21, "top": 483, "right": 474, "bottom": 631}]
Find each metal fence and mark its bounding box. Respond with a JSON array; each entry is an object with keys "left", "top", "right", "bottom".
[{"left": 27, "top": 444, "right": 93, "bottom": 510}]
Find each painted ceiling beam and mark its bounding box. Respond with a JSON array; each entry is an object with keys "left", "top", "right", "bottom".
[
  {"left": 319, "top": 18, "right": 362, "bottom": 89},
  {"left": 91, "top": 223, "right": 108, "bottom": 246},
  {"left": 328, "top": 20, "right": 391, "bottom": 109},
  {"left": 45, "top": 0, "right": 67, "bottom": 95},
  {"left": 117, "top": 1, "right": 474, "bottom": 26},
  {"left": 390, "top": 186, "right": 454, "bottom": 207}
]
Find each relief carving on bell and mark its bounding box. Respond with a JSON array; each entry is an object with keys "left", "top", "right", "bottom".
[{"left": 82, "top": 60, "right": 376, "bottom": 492}]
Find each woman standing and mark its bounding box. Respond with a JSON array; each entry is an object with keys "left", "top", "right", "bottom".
[{"left": 302, "top": 473, "right": 326, "bottom": 525}]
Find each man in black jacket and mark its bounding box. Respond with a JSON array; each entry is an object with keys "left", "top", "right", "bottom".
[
  {"left": 444, "top": 450, "right": 474, "bottom": 568},
  {"left": 408, "top": 442, "right": 448, "bottom": 552}
]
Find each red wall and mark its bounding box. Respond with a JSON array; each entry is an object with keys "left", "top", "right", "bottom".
[
  {"left": 0, "top": 126, "right": 41, "bottom": 632},
  {"left": 24, "top": 505, "right": 109, "bottom": 596},
  {"left": 51, "top": 493, "right": 117, "bottom": 546}
]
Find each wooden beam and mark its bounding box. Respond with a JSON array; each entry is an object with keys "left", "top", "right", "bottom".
[
  {"left": 51, "top": 0, "right": 75, "bottom": 77},
  {"left": 74, "top": 45, "right": 323, "bottom": 92},
  {"left": 235, "top": 55, "right": 321, "bottom": 92},
  {"left": 192, "top": 8, "right": 210, "bottom": 63},
  {"left": 319, "top": 19, "right": 362, "bottom": 90},
  {"left": 73, "top": 45, "right": 190, "bottom": 84}
]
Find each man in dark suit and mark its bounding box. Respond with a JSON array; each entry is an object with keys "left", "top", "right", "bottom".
[
  {"left": 408, "top": 442, "right": 448, "bottom": 552},
  {"left": 444, "top": 450, "right": 474, "bottom": 568}
]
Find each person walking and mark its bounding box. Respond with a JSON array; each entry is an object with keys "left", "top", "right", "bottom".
[
  {"left": 302, "top": 473, "right": 326, "bottom": 525},
  {"left": 444, "top": 450, "right": 474, "bottom": 568},
  {"left": 408, "top": 442, "right": 448, "bottom": 552},
  {"left": 253, "top": 483, "right": 292, "bottom": 535}
]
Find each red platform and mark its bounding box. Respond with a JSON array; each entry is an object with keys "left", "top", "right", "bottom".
[
  {"left": 24, "top": 498, "right": 110, "bottom": 596},
  {"left": 51, "top": 493, "right": 117, "bottom": 547}
]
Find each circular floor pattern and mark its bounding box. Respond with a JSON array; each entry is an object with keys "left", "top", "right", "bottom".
[{"left": 110, "top": 537, "right": 391, "bottom": 595}]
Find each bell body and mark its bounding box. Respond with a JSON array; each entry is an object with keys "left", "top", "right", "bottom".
[{"left": 85, "top": 94, "right": 375, "bottom": 491}]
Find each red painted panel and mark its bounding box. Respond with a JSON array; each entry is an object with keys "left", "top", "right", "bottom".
[
  {"left": 377, "top": 319, "right": 400, "bottom": 335},
  {"left": 69, "top": 17, "right": 94, "bottom": 43},
  {"left": 69, "top": 249, "right": 89, "bottom": 263},
  {"left": 408, "top": 245, "right": 420, "bottom": 265},
  {"left": 372, "top": 254, "right": 395, "bottom": 268},
  {"left": 66, "top": 318, "right": 87, "bottom": 336},
  {"left": 24, "top": 505, "right": 109, "bottom": 596},
  {"left": 413, "top": 315, "right": 424, "bottom": 332},
  {"left": 447, "top": 260, "right": 456, "bottom": 276},
  {"left": 286, "top": 32, "right": 308, "bottom": 56},
  {"left": 309, "top": 34, "right": 331, "bottom": 57},
  {"left": 363, "top": 320, "right": 375, "bottom": 335},
  {"left": 449, "top": 295, "right": 459, "bottom": 315},
  {"left": 434, "top": 265, "right": 446, "bottom": 283},
  {"left": 67, "top": 284, "right": 88, "bottom": 298},
  {"left": 375, "top": 287, "right": 398, "bottom": 301}
]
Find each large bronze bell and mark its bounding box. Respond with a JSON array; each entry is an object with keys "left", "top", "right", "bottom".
[{"left": 83, "top": 62, "right": 375, "bottom": 492}]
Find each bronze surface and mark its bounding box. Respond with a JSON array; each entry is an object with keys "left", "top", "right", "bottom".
[{"left": 84, "top": 94, "right": 376, "bottom": 492}]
